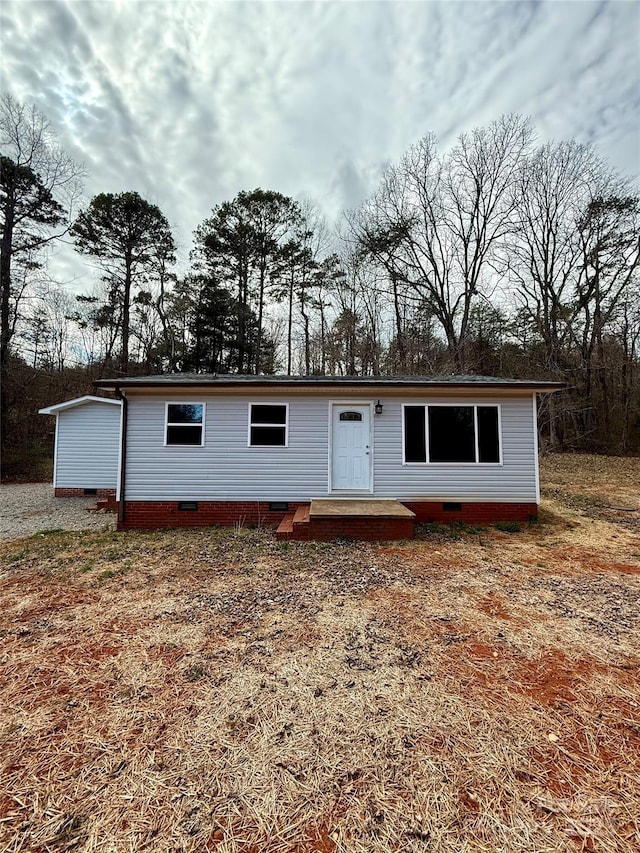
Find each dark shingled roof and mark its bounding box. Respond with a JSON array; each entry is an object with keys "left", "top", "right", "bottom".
[{"left": 94, "top": 373, "right": 565, "bottom": 392}]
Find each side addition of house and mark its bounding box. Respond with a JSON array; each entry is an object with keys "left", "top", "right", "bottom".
[{"left": 39, "top": 395, "right": 122, "bottom": 498}]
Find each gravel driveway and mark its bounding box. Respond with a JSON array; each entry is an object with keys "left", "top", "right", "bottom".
[{"left": 0, "top": 483, "right": 117, "bottom": 539}]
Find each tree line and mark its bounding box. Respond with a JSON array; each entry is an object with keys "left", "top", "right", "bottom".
[{"left": 1, "top": 96, "right": 639, "bottom": 476}]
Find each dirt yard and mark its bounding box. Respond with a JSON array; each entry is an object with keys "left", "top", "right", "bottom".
[{"left": 1, "top": 454, "right": 639, "bottom": 852}]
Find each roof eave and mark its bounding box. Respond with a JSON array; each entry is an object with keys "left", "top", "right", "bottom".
[
  {"left": 39, "top": 395, "right": 122, "bottom": 415},
  {"left": 93, "top": 378, "right": 567, "bottom": 394}
]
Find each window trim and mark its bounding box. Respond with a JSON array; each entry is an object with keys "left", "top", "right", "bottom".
[
  {"left": 247, "top": 402, "right": 289, "bottom": 448},
  {"left": 401, "top": 403, "right": 502, "bottom": 466},
  {"left": 164, "top": 401, "right": 206, "bottom": 447}
]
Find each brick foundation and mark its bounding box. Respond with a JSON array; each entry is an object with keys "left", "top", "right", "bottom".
[
  {"left": 55, "top": 487, "right": 117, "bottom": 499},
  {"left": 403, "top": 501, "right": 538, "bottom": 525},
  {"left": 118, "top": 501, "right": 307, "bottom": 531},
  {"left": 118, "top": 499, "right": 538, "bottom": 533}
]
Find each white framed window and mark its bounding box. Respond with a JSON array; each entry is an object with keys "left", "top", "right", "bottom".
[
  {"left": 165, "top": 402, "right": 205, "bottom": 446},
  {"left": 402, "top": 404, "right": 501, "bottom": 464},
  {"left": 248, "top": 403, "right": 288, "bottom": 447}
]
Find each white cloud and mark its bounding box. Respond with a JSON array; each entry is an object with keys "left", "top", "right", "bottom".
[{"left": 1, "top": 0, "right": 638, "bottom": 290}]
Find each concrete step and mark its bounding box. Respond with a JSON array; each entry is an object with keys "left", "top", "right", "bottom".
[{"left": 310, "top": 498, "right": 415, "bottom": 519}]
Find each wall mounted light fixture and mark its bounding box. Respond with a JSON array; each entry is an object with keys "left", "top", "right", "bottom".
[{"left": 374, "top": 400, "right": 383, "bottom": 415}]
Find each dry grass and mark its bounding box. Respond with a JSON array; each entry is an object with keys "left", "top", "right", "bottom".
[
  {"left": 1, "top": 454, "right": 639, "bottom": 852},
  {"left": 540, "top": 453, "right": 640, "bottom": 515}
]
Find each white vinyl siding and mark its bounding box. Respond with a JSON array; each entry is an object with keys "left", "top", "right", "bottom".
[
  {"left": 123, "top": 393, "right": 538, "bottom": 503},
  {"left": 126, "top": 395, "right": 326, "bottom": 501},
  {"left": 377, "top": 396, "right": 536, "bottom": 502},
  {"left": 54, "top": 401, "right": 121, "bottom": 489}
]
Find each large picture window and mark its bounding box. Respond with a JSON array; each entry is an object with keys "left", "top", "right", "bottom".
[
  {"left": 165, "top": 403, "right": 204, "bottom": 446},
  {"left": 429, "top": 406, "right": 476, "bottom": 462},
  {"left": 249, "top": 403, "right": 288, "bottom": 447},
  {"left": 403, "top": 405, "right": 500, "bottom": 464}
]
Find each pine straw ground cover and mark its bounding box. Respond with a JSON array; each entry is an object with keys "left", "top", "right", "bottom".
[{"left": 1, "top": 456, "right": 639, "bottom": 853}]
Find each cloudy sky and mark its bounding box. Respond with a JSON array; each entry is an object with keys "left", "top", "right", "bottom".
[{"left": 2, "top": 0, "right": 639, "bottom": 283}]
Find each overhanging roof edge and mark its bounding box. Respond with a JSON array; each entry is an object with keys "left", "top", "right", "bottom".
[
  {"left": 39, "top": 395, "right": 122, "bottom": 415},
  {"left": 93, "top": 377, "right": 566, "bottom": 393}
]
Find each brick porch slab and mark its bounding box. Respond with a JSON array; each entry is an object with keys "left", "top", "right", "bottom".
[{"left": 277, "top": 499, "right": 416, "bottom": 541}]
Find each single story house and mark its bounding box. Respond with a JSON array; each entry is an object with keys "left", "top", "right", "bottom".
[
  {"left": 39, "top": 395, "right": 122, "bottom": 497},
  {"left": 91, "top": 374, "right": 564, "bottom": 539}
]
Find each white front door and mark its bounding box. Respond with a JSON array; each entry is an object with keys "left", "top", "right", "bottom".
[{"left": 331, "top": 404, "right": 371, "bottom": 491}]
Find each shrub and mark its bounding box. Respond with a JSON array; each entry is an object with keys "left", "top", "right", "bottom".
[{"left": 495, "top": 520, "right": 521, "bottom": 533}]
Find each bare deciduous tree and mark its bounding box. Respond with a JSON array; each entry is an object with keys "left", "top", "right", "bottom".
[
  {"left": 349, "top": 115, "right": 533, "bottom": 371},
  {"left": 507, "top": 140, "right": 639, "bottom": 447}
]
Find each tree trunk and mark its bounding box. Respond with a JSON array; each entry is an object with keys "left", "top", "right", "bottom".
[
  {"left": 391, "top": 274, "right": 406, "bottom": 373},
  {"left": 593, "top": 290, "right": 611, "bottom": 442},
  {"left": 156, "top": 293, "right": 176, "bottom": 372},
  {"left": 319, "top": 299, "right": 327, "bottom": 375},
  {"left": 121, "top": 251, "right": 132, "bottom": 375},
  {"left": 0, "top": 197, "right": 15, "bottom": 453},
  {"left": 238, "top": 258, "right": 248, "bottom": 373},
  {"left": 286, "top": 267, "right": 294, "bottom": 375},
  {"left": 300, "top": 296, "right": 311, "bottom": 376},
  {"left": 255, "top": 259, "right": 266, "bottom": 374}
]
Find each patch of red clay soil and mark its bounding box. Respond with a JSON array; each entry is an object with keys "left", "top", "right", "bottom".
[
  {"left": 511, "top": 651, "right": 604, "bottom": 707},
  {"left": 7, "top": 584, "right": 98, "bottom": 624},
  {"left": 529, "top": 715, "right": 639, "bottom": 801},
  {"left": 29, "top": 663, "right": 114, "bottom": 707},
  {"left": 146, "top": 643, "right": 188, "bottom": 666},
  {"left": 531, "top": 755, "right": 587, "bottom": 800},
  {"left": 553, "top": 546, "right": 640, "bottom": 575},
  {"left": 445, "top": 643, "right": 616, "bottom": 714},
  {"left": 583, "top": 560, "right": 640, "bottom": 575},
  {"left": 39, "top": 638, "right": 121, "bottom": 669},
  {"left": 477, "top": 594, "right": 512, "bottom": 619},
  {"left": 102, "top": 616, "right": 154, "bottom": 634},
  {"left": 458, "top": 789, "right": 481, "bottom": 814},
  {"left": 213, "top": 819, "right": 339, "bottom": 853},
  {"left": 209, "top": 820, "right": 320, "bottom": 852},
  {"left": 302, "top": 822, "right": 337, "bottom": 852},
  {"left": 73, "top": 641, "right": 122, "bottom": 663},
  {"left": 465, "top": 640, "right": 500, "bottom": 660}
]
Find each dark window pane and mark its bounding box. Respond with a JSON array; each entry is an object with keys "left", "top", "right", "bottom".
[
  {"left": 339, "top": 411, "right": 363, "bottom": 421},
  {"left": 168, "top": 404, "right": 203, "bottom": 424},
  {"left": 251, "top": 426, "right": 286, "bottom": 446},
  {"left": 251, "top": 404, "right": 287, "bottom": 425},
  {"left": 167, "top": 425, "right": 202, "bottom": 445},
  {"left": 404, "top": 406, "right": 426, "bottom": 463},
  {"left": 429, "top": 406, "right": 475, "bottom": 462},
  {"left": 477, "top": 406, "right": 500, "bottom": 463}
]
